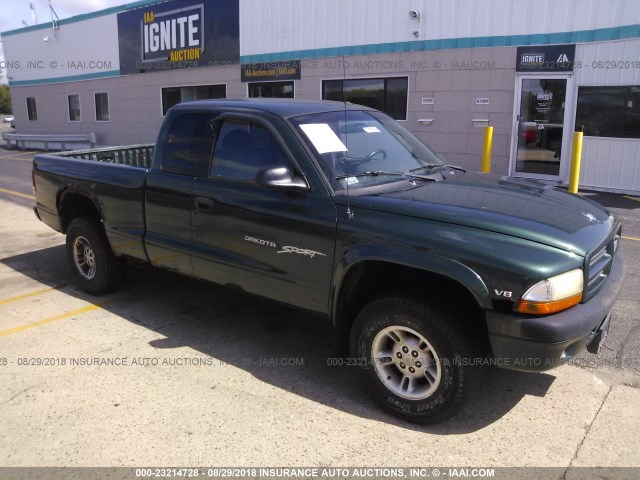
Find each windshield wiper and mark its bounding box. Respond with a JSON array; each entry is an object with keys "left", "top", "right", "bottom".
[{"left": 335, "top": 171, "right": 404, "bottom": 180}]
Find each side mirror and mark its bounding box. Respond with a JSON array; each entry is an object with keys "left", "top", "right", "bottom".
[{"left": 256, "top": 166, "right": 309, "bottom": 191}]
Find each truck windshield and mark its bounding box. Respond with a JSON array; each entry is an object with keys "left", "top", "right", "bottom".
[{"left": 290, "top": 110, "right": 444, "bottom": 192}]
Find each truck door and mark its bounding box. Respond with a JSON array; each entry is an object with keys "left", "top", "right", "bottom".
[
  {"left": 144, "top": 111, "right": 216, "bottom": 275},
  {"left": 191, "top": 113, "right": 337, "bottom": 315}
]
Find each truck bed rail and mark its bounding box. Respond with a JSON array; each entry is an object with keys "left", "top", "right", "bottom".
[{"left": 59, "top": 144, "right": 155, "bottom": 169}]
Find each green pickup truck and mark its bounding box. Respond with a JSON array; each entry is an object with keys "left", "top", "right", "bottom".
[{"left": 33, "top": 99, "right": 624, "bottom": 424}]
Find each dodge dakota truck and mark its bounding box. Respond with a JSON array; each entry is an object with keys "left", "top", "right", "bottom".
[{"left": 33, "top": 99, "right": 624, "bottom": 424}]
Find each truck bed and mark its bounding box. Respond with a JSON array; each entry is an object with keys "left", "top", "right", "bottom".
[
  {"left": 58, "top": 144, "right": 155, "bottom": 168},
  {"left": 33, "top": 144, "right": 155, "bottom": 262}
]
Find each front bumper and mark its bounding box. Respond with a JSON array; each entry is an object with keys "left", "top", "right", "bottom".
[{"left": 485, "top": 255, "right": 625, "bottom": 372}]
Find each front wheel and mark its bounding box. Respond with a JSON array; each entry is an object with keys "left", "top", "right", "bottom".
[
  {"left": 349, "top": 295, "right": 479, "bottom": 424},
  {"left": 66, "top": 216, "right": 126, "bottom": 295}
]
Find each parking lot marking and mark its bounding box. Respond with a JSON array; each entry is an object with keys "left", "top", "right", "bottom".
[
  {"left": 0, "top": 187, "right": 35, "bottom": 200},
  {"left": 0, "top": 287, "right": 54, "bottom": 306},
  {"left": 623, "top": 195, "right": 640, "bottom": 203},
  {"left": 622, "top": 235, "right": 640, "bottom": 242},
  {"left": 0, "top": 304, "right": 100, "bottom": 337},
  {"left": 0, "top": 151, "right": 36, "bottom": 159}
]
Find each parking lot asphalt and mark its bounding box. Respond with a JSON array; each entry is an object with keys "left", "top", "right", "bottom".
[{"left": 0, "top": 145, "right": 638, "bottom": 471}]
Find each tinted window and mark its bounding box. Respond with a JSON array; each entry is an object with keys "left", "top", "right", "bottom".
[
  {"left": 248, "top": 81, "right": 294, "bottom": 98},
  {"left": 95, "top": 93, "right": 110, "bottom": 122},
  {"left": 210, "top": 119, "right": 290, "bottom": 181},
  {"left": 27, "top": 97, "right": 38, "bottom": 121},
  {"left": 576, "top": 85, "right": 640, "bottom": 139},
  {"left": 322, "top": 77, "right": 408, "bottom": 120},
  {"left": 162, "top": 85, "right": 226, "bottom": 115},
  {"left": 68, "top": 94, "right": 80, "bottom": 121},
  {"left": 162, "top": 113, "right": 217, "bottom": 176}
]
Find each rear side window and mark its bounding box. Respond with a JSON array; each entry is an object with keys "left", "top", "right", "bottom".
[
  {"left": 210, "top": 119, "right": 290, "bottom": 181},
  {"left": 162, "top": 113, "right": 217, "bottom": 176}
]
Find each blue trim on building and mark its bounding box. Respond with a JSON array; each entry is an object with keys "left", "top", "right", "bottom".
[
  {"left": 6, "top": 22, "right": 640, "bottom": 86},
  {"left": 239, "top": 24, "right": 640, "bottom": 63},
  {"left": 1, "top": 0, "right": 164, "bottom": 37},
  {"left": 9, "top": 70, "right": 122, "bottom": 87}
]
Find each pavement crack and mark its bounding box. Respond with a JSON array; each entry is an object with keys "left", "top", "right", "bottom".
[
  {"left": 563, "top": 385, "right": 612, "bottom": 478},
  {"left": 614, "top": 324, "right": 640, "bottom": 366},
  {"left": 0, "top": 384, "right": 41, "bottom": 406}
]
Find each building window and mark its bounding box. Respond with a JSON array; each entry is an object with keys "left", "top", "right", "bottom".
[
  {"left": 161, "top": 84, "right": 226, "bottom": 116},
  {"left": 576, "top": 86, "right": 640, "bottom": 139},
  {"left": 322, "top": 77, "right": 408, "bottom": 120},
  {"left": 68, "top": 94, "right": 81, "bottom": 121},
  {"left": 26, "top": 97, "right": 38, "bottom": 121},
  {"left": 95, "top": 92, "right": 110, "bottom": 122},
  {"left": 248, "top": 81, "right": 294, "bottom": 98}
]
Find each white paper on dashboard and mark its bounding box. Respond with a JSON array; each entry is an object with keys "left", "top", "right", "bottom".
[{"left": 299, "top": 124, "right": 348, "bottom": 154}]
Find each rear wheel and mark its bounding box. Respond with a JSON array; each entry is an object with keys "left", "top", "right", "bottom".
[
  {"left": 349, "top": 295, "right": 480, "bottom": 424},
  {"left": 66, "top": 216, "right": 126, "bottom": 294}
]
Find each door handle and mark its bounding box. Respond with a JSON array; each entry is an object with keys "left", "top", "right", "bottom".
[{"left": 194, "top": 197, "right": 214, "bottom": 212}]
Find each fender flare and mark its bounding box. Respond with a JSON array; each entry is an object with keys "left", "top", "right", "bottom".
[{"left": 331, "top": 245, "right": 492, "bottom": 328}]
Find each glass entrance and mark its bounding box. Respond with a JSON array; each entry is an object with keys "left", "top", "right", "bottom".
[{"left": 513, "top": 77, "right": 570, "bottom": 178}]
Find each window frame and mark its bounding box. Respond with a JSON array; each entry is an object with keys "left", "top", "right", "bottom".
[
  {"left": 67, "top": 93, "right": 81, "bottom": 122},
  {"left": 160, "top": 111, "right": 219, "bottom": 177},
  {"left": 247, "top": 80, "right": 295, "bottom": 99},
  {"left": 26, "top": 97, "right": 38, "bottom": 121},
  {"left": 160, "top": 83, "right": 227, "bottom": 116},
  {"left": 320, "top": 75, "right": 409, "bottom": 121},
  {"left": 94, "top": 92, "right": 110, "bottom": 122},
  {"left": 208, "top": 112, "right": 305, "bottom": 186}
]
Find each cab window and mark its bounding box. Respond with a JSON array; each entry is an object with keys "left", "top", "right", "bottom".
[
  {"left": 162, "top": 113, "right": 216, "bottom": 176},
  {"left": 210, "top": 119, "right": 290, "bottom": 181}
]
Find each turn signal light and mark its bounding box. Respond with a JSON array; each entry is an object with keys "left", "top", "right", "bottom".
[{"left": 516, "top": 293, "right": 582, "bottom": 315}]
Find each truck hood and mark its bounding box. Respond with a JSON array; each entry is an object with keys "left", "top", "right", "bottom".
[{"left": 345, "top": 172, "right": 617, "bottom": 256}]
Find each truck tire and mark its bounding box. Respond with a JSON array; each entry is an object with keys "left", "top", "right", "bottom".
[
  {"left": 65, "top": 216, "right": 126, "bottom": 295},
  {"left": 349, "top": 295, "right": 479, "bottom": 424}
]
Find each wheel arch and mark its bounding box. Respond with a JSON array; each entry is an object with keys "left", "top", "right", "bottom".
[
  {"left": 332, "top": 253, "right": 492, "bottom": 355},
  {"left": 57, "top": 189, "right": 102, "bottom": 234}
]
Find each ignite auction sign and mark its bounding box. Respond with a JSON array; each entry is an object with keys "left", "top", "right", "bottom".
[
  {"left": 516, "top": 44, "right": 576, "bottom": 72},
  {"left": 117, "top": 0, "right": 239, "bottom": 74}
]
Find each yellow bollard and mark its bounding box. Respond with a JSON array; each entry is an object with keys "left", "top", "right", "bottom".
[
  {"left": 568, "top": 131, "right": 584, "bottom": 194},
  {"left": 481, "top": 126, "right": 493, "bottom": 173}
]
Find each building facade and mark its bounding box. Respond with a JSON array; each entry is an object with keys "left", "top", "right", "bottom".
[{"left": 2, "top": 0, "right": 639, "bottom": 193}]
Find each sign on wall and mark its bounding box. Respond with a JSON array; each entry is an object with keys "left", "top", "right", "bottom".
[
  {"left": 516, "top": 44, "right": 576, "bottom": 72},
  {"left": 240, "top": 61, "right": 302, "bottom": 82},
  {"left": 117, "top": 0, "right": 239, "bottom": 75}
]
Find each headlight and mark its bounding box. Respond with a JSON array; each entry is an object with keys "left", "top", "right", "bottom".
[{"left": 516, "top": 269, "right": 583, "bottom": 314}]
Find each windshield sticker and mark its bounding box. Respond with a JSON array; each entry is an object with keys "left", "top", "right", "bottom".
[
  {"left": 299, "top": 123, "right": 348, "bottom": 154},
  {"left": 363, "top": 126, "right": 381, "bottom": 133},
  {"left": 346, "top": 176, "right": 359, "bottom": 185}
]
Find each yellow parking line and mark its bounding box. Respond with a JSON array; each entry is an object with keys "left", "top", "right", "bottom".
[
  {"left": 0, "top": 304, "right": 100, "bottom": 337},
  {"left": 0, "top": 287, "right": 54, "bottom": 306},
  {"left": 623, "top": 195, "right": 640, "bottom": 203},
  {"left": 0, "top": 150, "right": 36, "bottom": 159},
  {"left": 622, "top": 235, "right": 640, "bottom": 242},
  {"left": 0, "top": 187, "right": 35, "bottom": 200}
]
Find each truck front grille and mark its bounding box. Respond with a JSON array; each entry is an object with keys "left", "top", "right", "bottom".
[{"left": 584, "top": 229, "right": 620, "bottom": 301}]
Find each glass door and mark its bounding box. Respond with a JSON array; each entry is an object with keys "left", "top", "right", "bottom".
[{"left": 511, "top": 76, "right": 572, "bottom": 179}]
